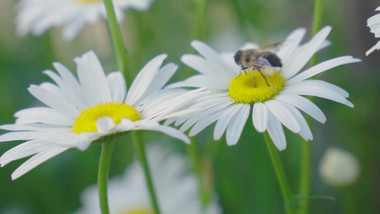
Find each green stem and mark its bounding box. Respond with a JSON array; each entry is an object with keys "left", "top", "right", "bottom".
[
  {"left": 264, "top": 132, "right": 295, "bottom": 214},
  {"left": 309, "top": 0, "right": 324, "bottom": 66},
  {"left": 98, "top": 142, "right": 115, "bottom": 214},
  {"left": 187, "top": 139, "right": 209, "bottom": 212},
  {"left": 190, "top": 0, "right": 208, "bottom": 41},
  {"left": 103, "top": 0, "right": 131, "bottom": 85},
  {"left": 132, "top": 132, "right": 161, "bottom": 214},
  {"left": 298, "top": 1, "right": 324, "bottom": 214},
  {"left": 185, "top": 1, "right": 211, "bottom": 211}
]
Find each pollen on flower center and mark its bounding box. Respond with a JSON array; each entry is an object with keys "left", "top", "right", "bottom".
[
  {"left": 72, "top": 102, "right": 141, "bottom": 134},
  {"left": 75, "top": 0, "right": 101, "bottom": 3},
  {"left": 228, "top": 70, "right": 285, "bottom": 104}
]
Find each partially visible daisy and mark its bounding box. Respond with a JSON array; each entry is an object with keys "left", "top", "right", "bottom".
[
  {"left": 16, "top": 0, "right": 152, "bottom": 41},
  {"left": 0, "top": 50, "right": 200, "bottom": 179},
  {"left": 366, "top": 6, "right": 380, "bottom": 55},
  {"left": 75, "top": 145, "right": 221, "bottom": 214},
  {"left": 169, "top": 26, "right": 360, "bottom": 150}
]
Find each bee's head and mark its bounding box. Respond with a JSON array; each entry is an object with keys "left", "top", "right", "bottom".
[{"left": 234, "top": 50, "right": 242, "bottom": 66}]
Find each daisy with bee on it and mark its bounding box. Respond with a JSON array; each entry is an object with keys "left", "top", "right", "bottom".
[
  {"left": 234, "top": 42, "right": 283, "bottom": 87},
  {"left": 168, "top": 26, "right": 360, "bottom": 150}
]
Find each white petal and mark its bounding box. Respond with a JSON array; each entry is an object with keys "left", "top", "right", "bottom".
[
  {"left": 213, "top": 104, "right": 244, "bottom": 140},
  {"left": 126, "top": 54, "right": 167, "bottom": 106},
  {"left": 0, "top": 140, "right": 55, "bottom": 166},
  {"left": 11, "top": 147, "right": 69, "bottom": 180},
  {"left": 366, "top": 40, "right": 380, "bottom": 56},
  {"left": 287, "top": 56, "right": 361, "bottom": 84},
  {"left": 266, "top": 111, "right": 286, "bottom": 151},
  {"left": 225, "top": 104, "right": 250, "bottom": 146},
  {"left": 107, "top": 71, "right": 127, "bottom": 102},
  {"left": 96, "top": 116, "right": 116, "bottom": 134},
  {"left": 277, "top": 28, "right": 306, "bottom": 61},
  {"left": 283, "top": 81, "right": 353, "bottom": 107},
  {"left": 191, "top": 40, "right": 237, "bottom": 77},
  {"left": 53, "top": 62, "right": 88, "bottom": 109},
  {"left": 252, "top": 102, "right": 268, "bottom": 132},
  {"left": 181, "top": 101, "right": 233, "bottom": 133},
  {"left": 266, "top": 100, "right": 301, "bottom": 133},
  {"left": 188, "top": 106, "right": 230, "bottom": 137},
  {"left": 283, "top": 26, "right": 332, "bottom": 79},
  {"left": 75, "top": 51, "right": 112, "bottom": 105},
  {"left": 132, "top": 120, "right": 190, "bottom": 144},
  {"left": 0, "top": 131, "right": 54, "bottom": 142},
  {"left": 28, "top": 85, "right": 78, "bottom": 118},
  {"left": 15, "top": 107, "right": 73, "bottom": 126},
  {"left": 167, "top": 72, "right": 230, "bottom": 89},
  {"left": 285, "top": 105, "right": 313, "bottom": 141},
  {"left": 275, "top": 94, "right": 326, "bottom": 123},
  {"left": 148, "top": 63, "right": 177, "bottom": 92}
]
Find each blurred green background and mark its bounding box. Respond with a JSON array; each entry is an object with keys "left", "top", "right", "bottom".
[{"left": 0, "top": 0, "right": 379, "bottom": 213}]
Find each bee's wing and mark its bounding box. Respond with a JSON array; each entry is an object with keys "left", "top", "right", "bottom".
[
  {"left": 255, "top": 56, "right": 273, "bottom": 68},
  {"left": 254, "top": 57, "right": 277, "bottom": 76},
  {"left": 259, "top": 41, "right": 283, "bottom": 51}
]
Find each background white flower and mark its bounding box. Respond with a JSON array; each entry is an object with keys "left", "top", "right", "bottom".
[
  {"left": 16, "top": 0, "right": 153, "bottom": 41},
  {"left": 319, "top": 147, "right": 360, "bottom": 187},
  {"left": 75, "top": 145, "right": 221, "bottom": 214},
  {"left": 0, "top": 50, "right": 199, "bottom": 179},
  {"left": 169, "top": 26, "right": 360, "bottom": 150},
  {"left": 366, "top": 6, "right": 380, "bottom": 55}
]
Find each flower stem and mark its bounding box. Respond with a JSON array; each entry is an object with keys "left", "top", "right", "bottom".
[
  {"left": 185, "top": 1, "right": 211, "bottom": 211},
  {"left": 103, "top": 0, "right": 131, "bottom": 85},
  {"left": 309, "top": 0, "right": 324, "bottom": 66},
  {"left": 132, "top": 132, "right": 161, "bottom": 214},
  {"left": 264, "top": 132, "right": 295, "bottom": 214},
  {"left": 98, "top": 142, "right": 115, "bottom": 214},
  {"left": 190, "top": 0, "right": 208, "bottom": 41},
  {"left": 187, "top": 139, "right": 209, "bottom": 212},
  {"left": 298, "top": 1, "right": 324, "bottom": 214}
]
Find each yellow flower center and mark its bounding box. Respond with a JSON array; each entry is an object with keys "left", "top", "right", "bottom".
[
  {"left": 118, "top": 208, "right": 151, "bottom": 214},
  {"left": 72, "top": 102, "right": 141, "bottom": 134},
  {"left": 228, "top": 70, "right": 285, "bottom": 104},
  {"left": 76, "top": 0, "right": 101, "bottom": 3}
]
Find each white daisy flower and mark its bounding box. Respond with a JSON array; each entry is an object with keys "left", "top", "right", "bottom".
[
  {"left": 16, "top": 0, "right": 153, "bottom": 41},
  {"left": 366, "top": 6, "right": 380, "bottom": 55},
  {"left": 75, "top": 145, "right": 221, "bottom": 214},
  {"left": 0, "top": 50, "right": 200, "bottom": 180},
  {"left": 319, "top": 147, "right": 360, "bottom": 187},
  {"left": 169, "top": 26, "right": 360, "bottom": 150}
]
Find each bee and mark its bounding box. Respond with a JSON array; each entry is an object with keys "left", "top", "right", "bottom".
[{"left": 234, "top": 43, "right": 282, "bottom": 87}]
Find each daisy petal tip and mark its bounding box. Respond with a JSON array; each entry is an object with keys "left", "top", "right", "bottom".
[
  {"left": 184, "top": 138, "right": 191, "bottom": 144},
  {"left": 277, "top": 145, "right": 286, "bottom": 151},
  {"left": 226, "top": 139, "right": 238, "bottom": 146}
]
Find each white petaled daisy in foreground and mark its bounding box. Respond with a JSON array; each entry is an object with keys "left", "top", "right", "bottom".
[
  {"left": 366, "top": 6, "right": 380, "bottom": 55},
  {"left": 168, "top": 26, "right": 360, "bottom": 150},
  {"left": 16, "top": 0, "right": 152, "bottom": 41},
  {"left": 0, "top": 50, "right": 200, "bottom": 180},
  {"left": 75, "top": 145, "right": 221, "bottom": 214}
]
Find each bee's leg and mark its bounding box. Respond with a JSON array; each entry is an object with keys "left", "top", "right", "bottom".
[{"left": 257, "top": 69, "right": 271, "bottom": 87}]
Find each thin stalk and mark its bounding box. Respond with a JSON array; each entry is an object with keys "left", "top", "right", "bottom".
[
  {"left": 98, "top": 142, "right": 115, "bottom": 214},
  {"left": 103, "top": 0, "right": 131, "bottom": 85},
  {"left": 190, "top": 0, "right": 208, "bottom": 41},
  {"left": 185, "top": 0, "right": 210, "bottom": 211},
  {"left": 264, "top": 132, "right": 295, "bottom": 214},
  {"left": 187, "top": 139, "right": 209, "bottom": 211},
  {"left": 309, "top": 0, "right": 324, "bottom": 66},
  {"left": 133, "top": 132, "right": 161, "bottom": 214},
  {"left": 298, "top": 1, "right": 324, "bottom": 214}
]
